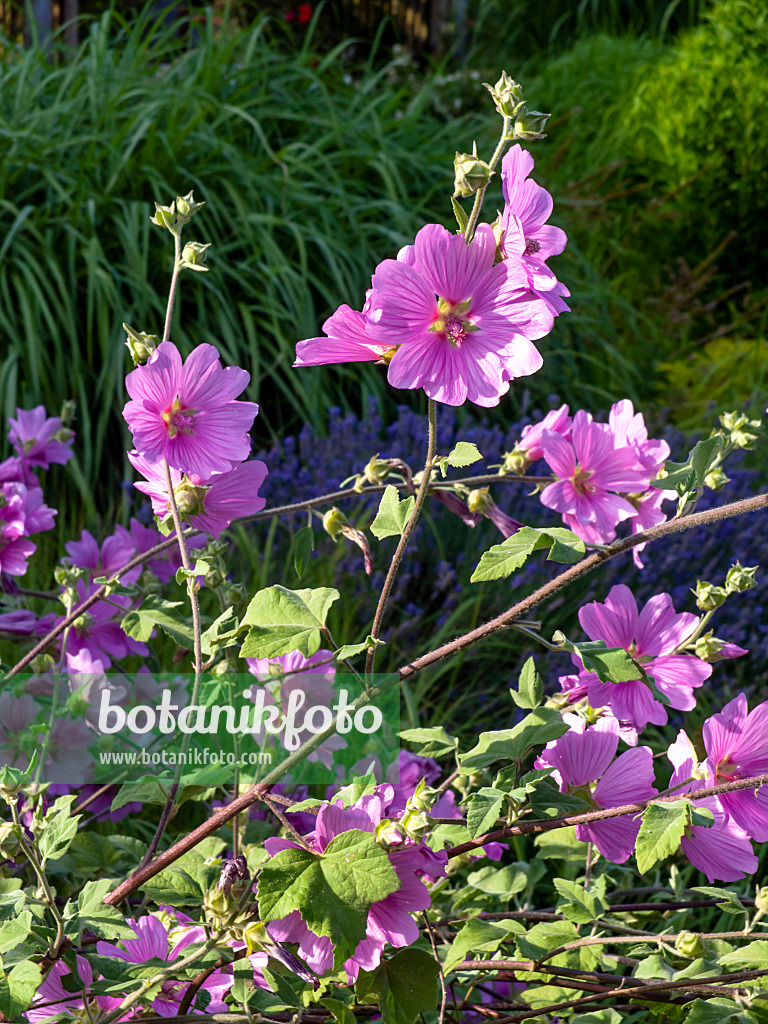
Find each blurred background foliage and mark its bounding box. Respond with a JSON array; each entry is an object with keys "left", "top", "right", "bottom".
[{"left": 1, "top": 0, "right": 766, "bottom": 520}]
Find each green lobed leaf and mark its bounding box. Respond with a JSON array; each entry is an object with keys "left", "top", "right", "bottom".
[
  {"left": 471, "top": 526, "right": 585, "bottom": 583},
  {"left": 467, "top": 863, "right": 527, "bottom": 898},
  {"left": 68, "top": 879, "right": 135, "bottom": 942},
  {"left": 446, "top": 441, "right": 482, "bottom": 467},
  {"left": 458, "top": 709, "right": 568, "bottom": 773},
  {"left": 175, "top": 557, "right": 213, "bottom": 585},
  {"left": 529, "top": 778, "right": 592, "bottom": 819},
  {"left": 370, "top": 485, "right": 415, "bottom": 540},
  {"left": 651, "top": 435, "right": 725, "bottom": 516},
  {"left": 443, "top": 918, "right": 523, "bottom": 974},
  {"left": 356, "top": 948, "right": 440, "bottom": 1024},
  {"left": 240, "top": 585, "right": 340, "bottom": 659},
  {"left": 0, "top": 960, "right": 42, "bottom": 1020},
  {"left": 335, "top": 635, "right": 385, "bottom": 660},
  {"left": 465, "top": 787, "right": 506, "bottom": 839},
  {"left": 36, "top": 795, "right": 80, "bottom": 864},
  {"left": 200, "top": 606, "right": 240, "bottom": 655},
  {"left": 511, "top": 656, "right": 543, "bottom": 709},
  {"left": 321, "top": 997, "right": 357, "bottom": 1024},
  {"left": 0, "top": 914, "right": 32, "bottom": 955},
  {"left": 635, "top": 800, "right": 692, "bottom": 873},
  {"left": 121, "top": 595, "right": 194, "bottom": 648},
  {"left": 684, "top": 998, "right": 758, "bottom": 1024},
  {"left": 553, "top": 878, "right": 606, "bottom": 924},
  {"left": 691, "top": 886, "right": 748, "bottom": 916},
  {"left": 399, "top": 726, "right": 458, "bottom": 759},
  {"left": 258, "top": 829, "right": 400, "bottom": 968},
  {"left": 571, "top": 1012, "right": 623, "bottom": 1024},
  {"left": 718, "top": 940, "right": 768, "bottom": 971}
]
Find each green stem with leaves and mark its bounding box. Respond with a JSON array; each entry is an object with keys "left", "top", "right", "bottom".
[
  {"left": 9, "top": 801, "right": 65, "bottom": 957},
  {"left": 365, "top": 399, "right": 437, "bottom": 678},
  {"left": 463, "top": 114, "right": 510, "bottom": 243}
]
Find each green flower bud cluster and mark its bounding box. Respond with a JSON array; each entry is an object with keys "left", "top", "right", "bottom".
[
  {"left": 323, "top": 506, "right": 351, "bottom": 541},
  {"left": 151, "top": 190, "right": 205, "bottom": 233},
  {"left": 719, "top": 411, "right": 762, "bottom": 451},
  {"left": 482, "top": 72, "right": 550, "bottom": 141},
  {"left": 755, "top": 886, "right": 768, "bottom": 914},
  {"left": 124, "top": 322, "right": 160, "bottom": 366},
  {"left": 453, "top": 144, "right": 494, "bottom": 199},
  {"left": 483, "top": 71, "right": 525, "bottom": 119}
]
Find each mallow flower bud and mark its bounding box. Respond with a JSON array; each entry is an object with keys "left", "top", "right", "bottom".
[
  {"left": 181, "top": 241, "right": 211, "bottom": 272},
  {"left": 725, "top": 562, "right": 758, "bottom": 594},
  {"left": 453, "top": 145, "right": 494, "bottom": 198},
  {"left": 693, "top": 579, "right": 727, "bottom": 611},
  {"left": 499, "top": 445, "right": 529, "bottom": 475},
  {"left": 175, "top": 483, "right": 207, "bottom": 516},
  {"left": 483, "top": 71, "right": 525, "bottom": 119},
  {"left": 510, "top": 110, "right": 551, "bottom": 141},
  {"left": 322, "top": 507, "right": 351, "bottom": 541},
  {"left": 675, "top": 931, "right": 706, "bottom": 959},
  {"left": 59, "top": 399, "right": 77, "bottom": 427},
  {"left": 375, "top": 818, "right": 406, "bottom": 848},
  {"left": 694, "top": 632, "right": 724, "bottom": 661},
  {"left": 401, "top": 808, "right": 432, "bottom": 842},
  {"left": 704, "top": 467, "right": 729, "bottom": 490},
  {"left": 150, "top": 190, "right": 205, "bottom": 233},
  {"left": 364, "top": 454, "right": 393, "bottom": 487},
  {"left": 124, "top": 323, "right": 160, "bottom": 366},
  {"left": 755, "top": 886, "right": 768, "bottom": 914}
]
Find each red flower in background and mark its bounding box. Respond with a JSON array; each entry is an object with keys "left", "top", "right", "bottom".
[{"left": 298, "top": 3, "right": 313, "bottom": 22}]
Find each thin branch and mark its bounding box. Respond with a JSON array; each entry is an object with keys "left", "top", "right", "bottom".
[{"left": 398, "top": 491, "right": 768, "bottom": 683}]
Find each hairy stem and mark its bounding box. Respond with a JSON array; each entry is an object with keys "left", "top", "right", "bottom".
[
  {"left": 464, "top": 115, "right": 510, "bottom": 243},
  {"left": 135, "top": 462, "right": 204, "bottom": 872},
  {"left": 365, "top": 399, "right": 437, "bottom": 677}
]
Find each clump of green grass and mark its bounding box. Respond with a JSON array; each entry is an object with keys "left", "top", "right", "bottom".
[{"left": 0, "top": 4, "right": 657, "bottom": 537}]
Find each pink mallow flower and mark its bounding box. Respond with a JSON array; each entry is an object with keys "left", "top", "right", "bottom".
[
  {"left": 539, "top": 410, "right": 650, "bottom": 544},
  {"left": 498, "top": 145, "right": 570, "bottom": 316},
  {"left": 260, "top": 785, "right": 447, "bottom": 983},
  {"left": 0, "top": 481, "right": 57, "bottom": 577},
  {"left": 294, "top": 293, "right": 393, "bottom": 367},
  {"left": 577, "top": 584, "right": 711, "bottom": 743},
  {"left": 366, "top": 223, "right": 552, "bottom": 407},
  {"left": 128, "top": 451, "right": 267, "bottom": 539},
  {"left": 518, "top": 403, "right": 572, "bottom": 462},
  {"left": 667, "top": 730, "right": 758, "bottom": 883},
  {"left": 702, "top": 694, "right": 768, "bottom": 841},
  {"left": 123, "top": 342, "right": 259, "bottom": 478},
  {"left": 26, "top": 954, "right": 124, "bottom": 1023},
  {"left": 59, "top": 580, "right": 148, "bottom": 669},
  {"left": 8, "top": 405, "right": 74, "bottom": 472},
  {"left": 536, "top": 715, "right": 657, "bottom": 863},
  {"left": 97, "top": 913, "right": 232, "bottom": 1016}
]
